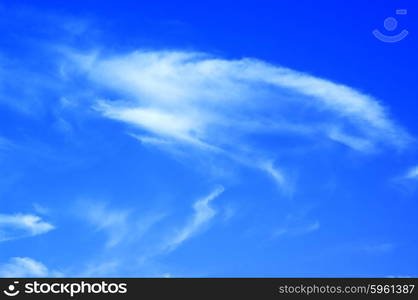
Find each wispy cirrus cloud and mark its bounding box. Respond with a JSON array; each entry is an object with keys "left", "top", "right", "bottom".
[
  {"left": 404, "top": 166, "right": 418, "bottom": 180},
  {"left": 78, "top": 202, "right": 131, "bottom": 248},
  {"left": 392, "top": 165, "right": 418, "bottom": 187},
  {"left": 75, "top": 188, "right": 224, "bottom": 274},
  {"left": 80, "top": 260, "right": 121, "bottom": 277},
  {"left": 77, "top": 201, "right": 166, "bottom": 248},
  {"left": 274, "top": 221, "right": 320, "bottom": 238},
  {"left": 327, "top": 127, "right": 375, "bottom": 153},
  {"left": 0, "top": 213, "right": 54, "bottom": 242},
  {"left": 0, "top": 257, "right": 60, "bottom": 277},
  {"left": 73, "top": 50, "right": 410, "bottom": 149},
  {"left": 271, "top": 211, "right": 320, "bottom": 239},
  {"left": 260, "top": 160, "right": 288, "bottom": 192},
  {"left": 65, "top": 50, "right": 411, "bottom": 192},
  {"left": 163, "top": 186, "right": 224, "bottom": 252}
]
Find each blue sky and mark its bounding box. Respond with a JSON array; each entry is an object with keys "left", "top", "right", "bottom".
[{"left": 0, "top": 0, "right": 417, "bottom": 277}]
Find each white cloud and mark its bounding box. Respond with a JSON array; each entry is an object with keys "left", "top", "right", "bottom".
[
  {"left": 76, "top": 190, "right": 223, "bottom": 272},
  {"left": 75, "top": 50, "right": 409, "bottom": 148},
  {"left": 328, "top": 127, "right": 375, "bottom": 152},
  {"left": 68, "top": 50, "right": 411, "bottom": 191},
  {"left": 163, "top": 186, "right": 224, "bottom": 252},
  {"left": 273, "top": 220, "right": 320, "bottom": 239},
  {"left": 130, "top": 134, "right": 175, "bottom": 147},
  {"left": 260, "top": 160, "right": 287, "bottom": 191},
  {"left": 77, "top": 202, "right": 131, "bottom": 248},
  {"left": 0, "top": 214, "right": 54, "bottom": 242},
  {"left": 0, "top": 257, "right": 52, "bottom": 277},
  {"left": 78, "top": 201, "right": 166, "bottom": 248},
  {"left": 405, "top": 166, "right": 418, "bottom": 179},
  {"left": 80, "top": 260, "right": 121, "bottom": 277},
  {"left": 271, "top": 210, "right": 320, "bottom": 239}
]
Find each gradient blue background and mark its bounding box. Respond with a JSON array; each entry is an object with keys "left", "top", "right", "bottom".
[{"left": 0, "top": 0, "right": 417, "bottom": 277}]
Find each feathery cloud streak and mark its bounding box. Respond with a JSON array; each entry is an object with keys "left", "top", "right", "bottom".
[
  {"left": 71, "top": 50, "right": 410, "bottom": 153},
  {"left": 164, "top": 186, "right": 224, "bottom": 252},
  {"left": 405, "top": 166, "right": 418, "bottom": 179},
  {"left": 65, "top": 50, "right": 412, "bottom": 192},
  {"left": 0, "top": 257, "right": 55, "bottom": 277},
  {"left": 0, "top": 214, "right": 54, "bottom": 242}
]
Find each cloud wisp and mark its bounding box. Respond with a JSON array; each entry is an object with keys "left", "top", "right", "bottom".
[
  {"left": 76, "top": 202, "right": 131, "bottom": 248},
  {"left": 0, "top": 257, "right": 58, "bottom": 277},
  {"left": 73, "top": 188, "right": 225, "bottom": 274},
  {"left": 0, "top": 213, "right": 54, "bottom": 242},
  {"left": 405, "top": 166, "right": 418, "bottom": 180},
  {"left": 163, "top": 186, "right": 224, "bottom": 252},
  {"left": 271, "top": 211, "right": 320, "bottom": 239},
  {"left": 77, "top": 201, "right": 167, "bottom": 249}
]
